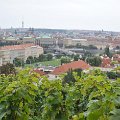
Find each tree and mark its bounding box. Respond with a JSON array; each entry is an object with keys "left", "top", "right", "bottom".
[
  {"left": 76, "top": 43, "right": 82, "bottom": 48},
  {"left": 107, "top": 71, "right": 117, "bottom": 79},
  {"left": 88, "top": 45, "right": 98, "bottom": 49},
  {"left": 116, "top": 46, "right": 120, "bottom": 49},
  {"left": 13, "top": 58, "right": 24, "bottom": 67},
  {"left": 34, "top": 57, "right": 39, "bottom": 63},
  {"left": 63, "top": 69, "right": 76, "bottom": 84},
  {"left": 38, "top": 54, "right": 46, "bottom": 62},
  {"left": 55, "top": 54, "right": 63, "bottom": 59},
  {"left": 0, "top": 69, "right": 39, "bottom": 119},
  {"left": 0, "top": 63, "right": 16, "bottom": 75},
  {"left": 26, "top": 56, "right": 34, "bottom": 64},
  {"left": 61, "top": 57, "right": 71, "bottom": 65},
  {"left": 74, "top": 68, "right": 82, "bottom": 77},
  {"left": 73, "top": 54, "right": 79, "bottom": 61},
  {"left": 86, "top": 56, "right": 102, "bottom": 66},
  {"left": 104, "top": 46, "right": 112, "bottom": 57},
  {"left": 81, "top": 51, "right": 93, "bottom": 61},
  {"left": 46, "top": 53, "right": 53, "bottom": 61}
]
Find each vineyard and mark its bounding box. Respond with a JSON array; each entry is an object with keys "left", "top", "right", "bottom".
[{"left": 0, "top": 68, "right": 120, "bottom": 120}]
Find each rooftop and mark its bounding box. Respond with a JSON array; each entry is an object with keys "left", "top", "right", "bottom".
[
  {"left": 0, "top": 43, "right": 35, "bottom": 51},
  {"left": 51, "top": 60, "right": 90, "bottom": 75},
  {"left": 33, "top": 69, "right": 46, "bottom": 76}
]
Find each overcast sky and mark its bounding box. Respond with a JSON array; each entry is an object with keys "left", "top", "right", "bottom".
[{"left": 0, "top": 0, "right": 120, "bottom": 31}]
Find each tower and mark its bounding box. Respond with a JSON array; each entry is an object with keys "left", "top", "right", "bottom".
[{"left": 22, "top": 21, "right": 24, "bottom": 28}]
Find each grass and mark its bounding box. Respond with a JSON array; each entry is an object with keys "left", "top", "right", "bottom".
[{"left": 25, "top": 59, "right": 61, "bottom": 68}]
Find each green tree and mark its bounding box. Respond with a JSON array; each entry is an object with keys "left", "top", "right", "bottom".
[
  {"left": 73, "top": 54, "right": 80, "bottom": 61},
  {"left": 13, "top": 58, "right": 24, "bottom": 67},
  {"left": 26, "top": 56, "right": 34, "bottom": 64},
  {"left": 116, "top": 46, "right": 120, "bottom": 49},
  {"left": 61, "top": 57, "right": 71, "bottom": 65},
  {"left": 38, "top": 54, "right": 46, "bottom": 62},
  {"left": 63, "top": 69, "right": 76, "bottom": 84},
  {"left": 46, "top": 53, "right": 53, "bottom": 61},
  {"left": 104, "top": 46, "right": 112, "bottom": 57},
  {"left": 0, "top": 63, "right": 16, "bottom": 75},
  {"left": 34, "top": 57, "right": 39, "bottom": 63},
  {"left": 63, "top": 68, "right": 82, "bottom": 84},
  {"left": 86, "top": 56, "right": 102, "bottom": 66},
  {"left": 0, "top": 69, "right": 39, "bottom": 120},
  {"left": 88, "top": 45, "right": 98, "bottom": 49},
  {"left": 107, "top": 71, "right": 117, "bottom": 79}
]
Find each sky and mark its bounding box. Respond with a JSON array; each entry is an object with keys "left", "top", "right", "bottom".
[{"left": 0, "top": 0, "right": 120, "bottom": 31}]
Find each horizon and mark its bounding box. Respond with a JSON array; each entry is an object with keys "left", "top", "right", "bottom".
[{"left": 1, "top": 27, "right": 120, "bottom": 33}]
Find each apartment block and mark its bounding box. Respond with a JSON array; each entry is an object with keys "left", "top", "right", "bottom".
[{"left": 0, "top": 44, "right": 43, "bottom": 65}]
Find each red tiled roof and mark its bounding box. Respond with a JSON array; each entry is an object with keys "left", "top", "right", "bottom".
[
  {"left": 33, "top": 69, "right": 46, "bottom": 76},
  {"left": 101, "top": 57, "right": 111, "bottom": 68},
  {"left": 113, "top": 54, "right": 120, "bottom": 62},
  {"left": 0, "top": 43, "right": 35, "bottom": 51},
  {"left": 51, "top": 60, "right": 90, "bottom": 75}
]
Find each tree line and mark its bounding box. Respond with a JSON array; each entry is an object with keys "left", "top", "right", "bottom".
[{"left": 13, "top": 53, "right": 53, "bottom": 67}]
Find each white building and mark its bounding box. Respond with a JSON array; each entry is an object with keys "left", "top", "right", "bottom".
[
  {"left": 63, "top": 38, "right": 88, "bottom": 46},
  {"left": 0, "top": 44, "right": 43, "bottom": 65},
  {"left": 72, "top": 39, "right": 88, "bottom": 46}
]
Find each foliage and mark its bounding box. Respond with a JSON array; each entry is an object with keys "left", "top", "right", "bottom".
[
  {"left": 65, "top": 44, "right": 97, "bottom": 50},
  {"left": 25, "top": 54, "right": 54, "bottom": 65},
  {"left": 81, "top": 52, "right": 93, "bottom": 61},
  {"left": 86, "top": 56, "right": 102, "bottom": 66},
  {"left": 13, "top": 58, "right": 24, "bottom": 67},
  {"left": 74, "top": 54, "right": 80, "bottom": 61},
  {"left": 0, "top": 41, "right": 20, "bottom": 47},
  {"left": 0, "top": 63, "right": 16, "bottom": 75},
  {"left": 107, "top": 71, "right": 117, "bottom": 79},
  {"left": 63, "top": 69, "right": 76, "bottom": 84},
  {"left": 104, "top": 46, "right": 112, "bottom": 58},
  {"left": 63, "top": 69, "right": 82, "bottom": 84},
  {"left": 55, "top": 54, "right": 63, "bottom": 59},
  {"left": 61, "top": 57, "right": 71, "bottom": 65},
  {"left": 88, "top": 45, "right": 98, "bottom": 50},
  {"left": 34, "top": 57, "right": 39, "bottom": 63},
  {"left": 26, "top": 56, "right": 34, "bottom": 64},
  {"left": 0, "top": 68, "right": 120, "bottom": 120},
  {"left": 46, "top": 53, "right": 53, "bottom": 61},
  {"left": 116, "top": 46, "right": 120, "bottom": 49},
  {"left": 0, "top": 68, "right": 39, "bottom": 120},
  {"left": 38, "top": 54, "right": 47, "bottom": 62}
]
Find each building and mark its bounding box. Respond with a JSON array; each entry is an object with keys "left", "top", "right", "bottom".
[
  {"left": 72, "top": 39, "right": 88, "bottom": 46},
  {"left": 48, "top": 60, "right": 90, "bottom": 80},
  {"left": 35, "top": 37, "right": 56, "bottom": 47},
  {"left": 51, "top": 60, "right": 90, "bottom": 75},
  {"left": 35, "top": 37, "right": 63, "bottom": 47},
  {"left": 0, "top": 43, "right": 43, "bottom": 65},
  {"left": 63, "top": 38, "right": 88, "bottom": 46},
  {"left": 35, "top": 37, "right": 88, "bottom": 48}
]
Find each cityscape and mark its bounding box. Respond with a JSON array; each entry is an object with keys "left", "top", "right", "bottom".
[
  {"left": 0, "top": 0, "right": 120, "bottom": 119},
  {"left": 0, "top": 25, "right": 120, "bottom": 70}
]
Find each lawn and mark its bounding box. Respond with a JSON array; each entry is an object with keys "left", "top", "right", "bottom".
[{"left": 25, "top": 59, "right": 61, "bottom": 68}]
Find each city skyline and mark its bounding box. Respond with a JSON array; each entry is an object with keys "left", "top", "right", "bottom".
[{"left": 0, "top": 0, "right": 120, "bottom": 31}]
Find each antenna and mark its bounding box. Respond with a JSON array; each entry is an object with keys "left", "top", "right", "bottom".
[{"left": 22, "top": 21, "right": 24, "bottom": 28}]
